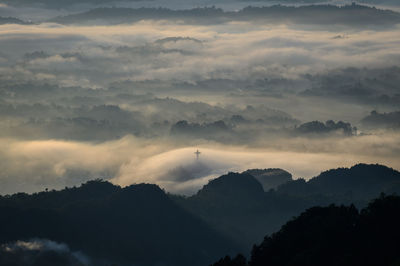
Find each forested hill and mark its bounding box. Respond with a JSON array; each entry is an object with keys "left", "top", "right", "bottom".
[
  {"left": 0, "top": 163, "right": 399, "bottom": 265},
  {"left": 212, "top": 194, "right": 400, "bottom": 266},
  {"left": 0, "top": 182, "right": 238, "bottom": 266},
  {"left": 173, "top": 163, "right": 400, "bottom": 249}
]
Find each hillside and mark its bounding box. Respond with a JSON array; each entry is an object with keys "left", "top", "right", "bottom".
[
  {"left": 243, "top": 168, "right": 292, "bottom": 191},
  {"left": 0, "top": 181, "right": 237, "bottom": 266},
  {"left": 174, "top": 164, "right": 400, "bottom": 249},
  {"left": 0, "top": 164, "right": 399, "bottom": 264},
  {"left": 212, "top": 195, "right": 400, "bottom": 266}
]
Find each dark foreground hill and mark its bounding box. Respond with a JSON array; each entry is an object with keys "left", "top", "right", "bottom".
[
  {"left": 243, "top": 168, "right": 292, "bottom": 191},
  {"left": 212, "top": 194, "right": 400, "bottom": 266},
  {"left": 0, "top": 163, "right": 399, "bottom": 265},
  {"left": 0, "top": 182, "right": 237, "bottom": 266},
  {"left": 173, "top": 163, "right": 400, "bottom": 249}
]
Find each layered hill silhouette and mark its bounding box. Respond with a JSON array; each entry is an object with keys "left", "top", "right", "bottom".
[
  {"left": 50, "top": 4, "right": 400, "bottom": 27},
  {"left": 212, "top": 194, "right": 400, "bottom": 266},
  {"left": 0, "top": 182, "right": 237, "bottom": 266},
  {"left": 0, "top": 163, "right": 399, "bottom": 265},
  {"left": 279, "top": 163, "right": 400, "bottom": 200},
  {"left": 173, "top": 164, "right": 400, "bottom": 249},
  {"left": 243, "top": 168, "right": 292, "bottom": 191}
]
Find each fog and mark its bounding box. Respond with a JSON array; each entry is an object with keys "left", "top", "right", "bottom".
[
  {"left": 0, "top": 1, "right": 399, "bottom": 195},
  {"left": 0, "top": 131, "right": 398, "bottom": 195},
  {"left": 0, "top": 239, "right": 90, "bottom": 266}
]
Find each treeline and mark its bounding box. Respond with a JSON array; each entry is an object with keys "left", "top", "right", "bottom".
[
  {"left": 0, "top": 181, "right": 237, "bottom": 266},
  {"left": 212, "top": 194, "right": 400, "bottom": 266},
  {"left": 0, "top": 164, "right": 399, "bottom": 265},
  {"left": 173, "top": 164, "right": 400, "bottom": 248}
]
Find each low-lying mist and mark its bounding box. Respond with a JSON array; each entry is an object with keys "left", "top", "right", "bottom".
[
  {"left": 0, "top": 132, "right": 398, "bottom": 195},
  {"left": 0, "top": 3, "right": 399, "bottom": 195}
]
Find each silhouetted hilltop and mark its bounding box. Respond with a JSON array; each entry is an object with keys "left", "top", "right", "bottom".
[
  {"left": 49, "top": 4, "right": 400, "bottom": 27},
  {"left": 1, "top": 163, "right": 399, "bottom": 264},
  {"left": 0, "top": 182, "right": 237, "bottom": 266},
  {"left": 212, "top": 195, "right": 400, "bottom": 266},
  {"left": 243, "top": 168, "right": 292, "bottom": 191},
  {"left": 196, "top": 172, "right": 264, "bottom": 200},
  {"left": 278, "top": 164, "right": 400, "bottom": 201},
  {"left": 174, "top": 163, "right": 400, "bottom": 250},
  {"left": 177, "top": 173, "right": 270, "bottom": 250},
  {"left": 0, "top": 179, "right": 119, "bottom": 209}
]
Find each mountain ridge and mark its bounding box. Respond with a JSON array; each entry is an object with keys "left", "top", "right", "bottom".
[
  {"left": 48, "top": 4, "right": 400, "bottom": 26},
  {"left": 0, "top": 163, "right": 399, "bottom": 264}
]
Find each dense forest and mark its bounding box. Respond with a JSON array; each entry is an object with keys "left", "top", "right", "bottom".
[
  {"left": 212, "top": 194, "right": 400, "bottom": 266},
  {"left": 0, "top": 163, "right": 399, "bottom": 265}
]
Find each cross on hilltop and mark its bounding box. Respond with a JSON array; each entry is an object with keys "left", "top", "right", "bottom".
[{"left": 194, "top": 149, "right": 201, "bottom": 160}]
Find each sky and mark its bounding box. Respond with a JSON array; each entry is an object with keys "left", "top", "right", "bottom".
[{"left": 0, "top": 0, "right": 399, "bottom": 195}]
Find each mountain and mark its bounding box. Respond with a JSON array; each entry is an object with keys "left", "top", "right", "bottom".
[
  {"left": 1, "top": 163, "right": 399, "bottom": 264},
  {"left": 243, "top": 168, "right": 292, "bottom": 191},
  {"left": 278, "top": 164, "right": 400, "bottom": 202},
  {"left": 174, "top": 172, "right": 322, "bottom": 249},
  {"left": 212, "top": 194, "right": 400, "bottom": 266},
  {"left": 0, "top": 181, "right": 237, "bottom": 266},
  {"left": 49, "top": 4, "right": 400, "bottom": 27},
  {"left": 174, "top": 163, "right": 400, "bottom": 250},
  {"left": 195, "top": 172, "right": 265, "bottom": 201}
]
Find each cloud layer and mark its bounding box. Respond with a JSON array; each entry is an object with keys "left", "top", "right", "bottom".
[
  {"left": 0, "top": 132, "right": 398, "bottom": 195},
  {"left": 0, "top": 6, "right": 399, "bottom": 194}
]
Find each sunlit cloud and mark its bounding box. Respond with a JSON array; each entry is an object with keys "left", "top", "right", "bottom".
[
  {"left": 0, "top": 131, "right": 398, "bottom": 195},
  {"left": 0, "top": 9, "right": 399, "bottom": 195}
]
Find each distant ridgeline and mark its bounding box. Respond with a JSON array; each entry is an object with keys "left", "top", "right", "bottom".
[
  {"left": 2, "top": 0, "right": 399, "bottom": 8},
  {"left": 0, "top": 164, "right": 399, "bottom": 265},
  {"left": 49, "top": 4, "right": 400, "bottom": 27},
  {"left": 0, "top": 17, "right": 32, "bottom": 25}
]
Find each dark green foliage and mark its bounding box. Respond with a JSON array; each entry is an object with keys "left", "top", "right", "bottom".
[
  {"left": 0, "top": 181, "right": 237, "bottom": 266},
  {"left": 1, "top": 163, "right": 399, "bottom": 265},
  {"left": 211, "top": 254, "right": 247, "bottom": 266},
  {"left": 174, "top": 164, "right": 400, "bottom": 251},
  {"left": 277, "top": 163, "right": 400, "bottom": 203},
  {"left": 249, "top": 195, "right": 400, "bottom": 266},
  {"left": 213, "top": 195, "right": 400, "bottom": 266},
  {"left": 250, "top": 204, "right": 359, "bottom": 266},
  {"left": 306, "top": 164, "right": 400, "bottom": 200}
]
